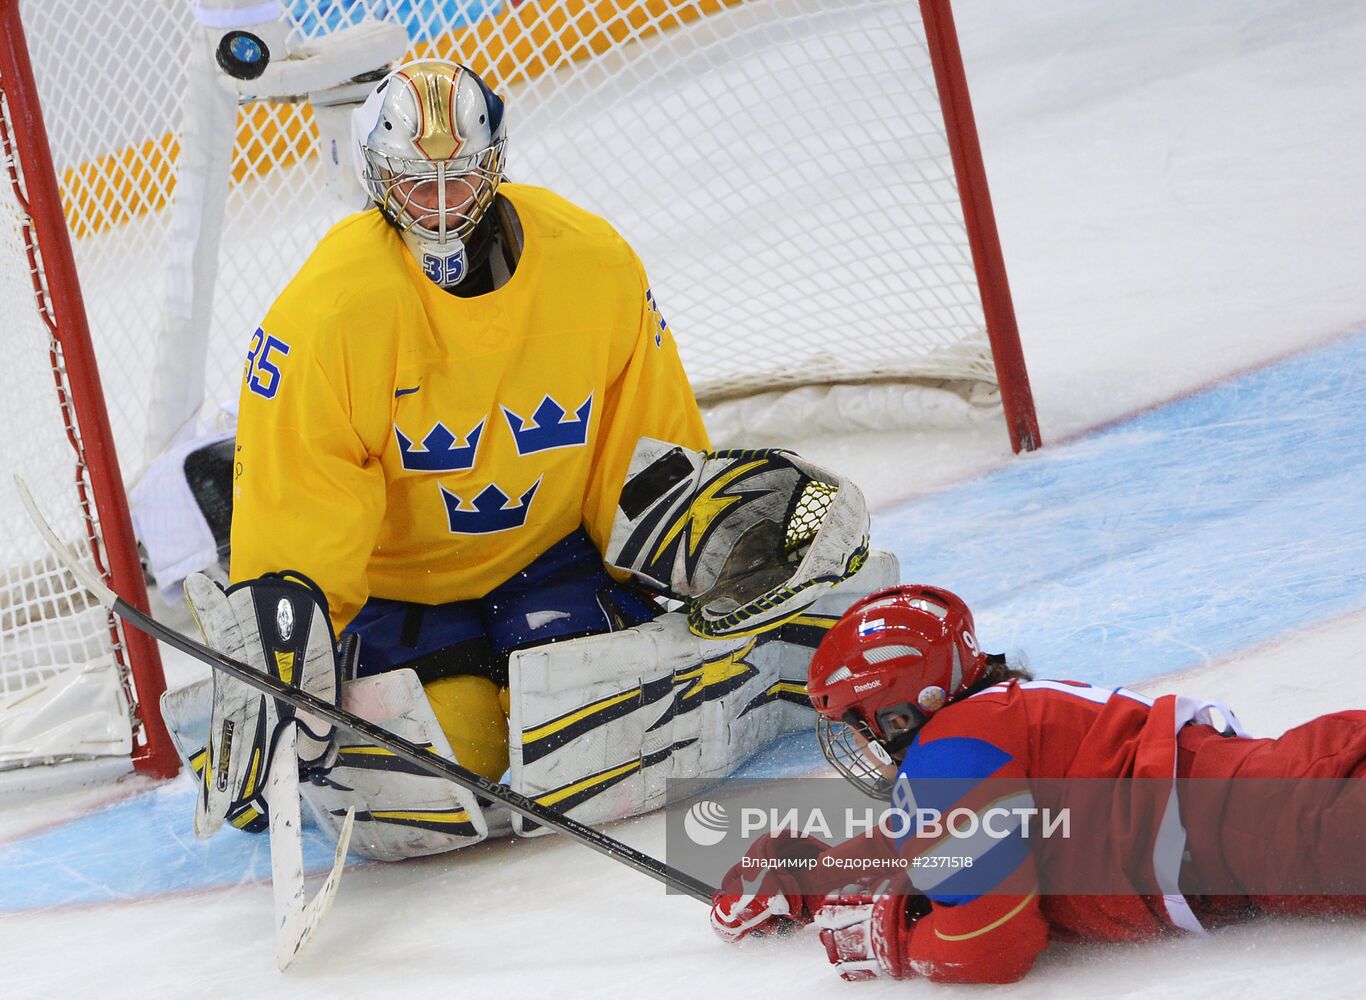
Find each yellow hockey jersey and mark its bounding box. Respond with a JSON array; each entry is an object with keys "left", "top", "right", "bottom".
[{"left": 230, "top": 183, "right": 710, "bottom": 632}]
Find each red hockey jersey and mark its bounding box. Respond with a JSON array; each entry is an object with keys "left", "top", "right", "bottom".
[
  {"left": 885, "top": 679, "right": 1233, "bottom": 984},
  {"left": 735, "top": 680, "right": 1366, "bottom": 983}
]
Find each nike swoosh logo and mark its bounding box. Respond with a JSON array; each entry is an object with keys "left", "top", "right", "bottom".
[{"left": 394, "top": 386, "right": 421, "bottom": 398}]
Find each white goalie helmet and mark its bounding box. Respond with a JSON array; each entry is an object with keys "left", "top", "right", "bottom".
[{"left": 352, "top": 59, "right": 507, "bottom": 288}]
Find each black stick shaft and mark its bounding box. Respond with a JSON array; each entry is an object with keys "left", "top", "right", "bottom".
[{"left": 114, "top": 597, "right": 714, "bottom": 903}]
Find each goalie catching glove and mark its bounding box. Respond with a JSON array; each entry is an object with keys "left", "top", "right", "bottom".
[
  {"left": 606, "top": 439, "right": 869, "bottom": 638},
  {"left": 183, "top": 570, "right": 345, "bottom": 837}
]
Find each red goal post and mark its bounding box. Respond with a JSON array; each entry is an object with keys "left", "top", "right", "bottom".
[{"left": 921, "top": 0, "right": 1039, "bottom": 453}]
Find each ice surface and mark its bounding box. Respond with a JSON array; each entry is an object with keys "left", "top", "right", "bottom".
[{"left": 5, "top": 0, "right": 1366, "bottom": 995}]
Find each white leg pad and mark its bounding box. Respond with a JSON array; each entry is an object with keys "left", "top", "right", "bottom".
[
  {"left": 163, "top": 677, "right": 270, "bottom": 833},
  {"left": 166, "top": 669, "right": 492, "bottom": 860},
  {"left": 300, "top": 669, "right": 490, "bottom": 861},
  {"left": 506, "top": 550, "right": 898, "bottom": 836}
]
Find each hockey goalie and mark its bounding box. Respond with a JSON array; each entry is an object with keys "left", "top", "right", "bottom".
[{"left": 161, "top": 57, "right": 899, "bottom": 863}]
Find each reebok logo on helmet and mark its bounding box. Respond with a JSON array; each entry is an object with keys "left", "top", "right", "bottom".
[{"left": 853, "top": 680, "right": 882, "bottom": 693}]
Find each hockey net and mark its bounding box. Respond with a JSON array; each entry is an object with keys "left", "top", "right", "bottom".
[{"left": 0, "top": 0, "right": 1036, "bottom": 771}]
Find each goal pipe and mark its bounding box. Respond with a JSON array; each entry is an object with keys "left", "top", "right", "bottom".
[
  {"left": 921, "top": 0, "right": 1042, "bottom": 453},
  {"left": 0, "top": 0, "right": 179, "bottom": 777}
]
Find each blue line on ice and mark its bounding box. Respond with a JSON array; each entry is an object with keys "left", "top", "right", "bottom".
[{"left": 5, "top": 329, "right": 1365, "bottom": 907}]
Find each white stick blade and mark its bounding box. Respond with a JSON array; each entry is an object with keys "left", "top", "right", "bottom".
[{"left": 12, "top": 474, "right": 117, "bottom": 607}]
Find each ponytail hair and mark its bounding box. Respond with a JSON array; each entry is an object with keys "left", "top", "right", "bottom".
[{"left": 961, "top": 651, "right": 1033, "bottom": 698}]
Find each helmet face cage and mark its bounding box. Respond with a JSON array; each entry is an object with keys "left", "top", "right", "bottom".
[
  {"left": 816, "top": 715, "right": 896, "bottom": 800},
  {"left": 355, "top": 60, "right": 507, "bottom": 250},
  {"left": 362, "top": 139, "right": 506, "bottom": 246}
]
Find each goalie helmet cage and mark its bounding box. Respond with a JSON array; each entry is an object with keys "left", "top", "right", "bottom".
[{"left": 0, "top": 0, "right": 1037, "bottom": 773}]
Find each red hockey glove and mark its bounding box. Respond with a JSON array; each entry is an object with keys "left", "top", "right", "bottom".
[
  {"left": 814, "top": 894, "right": 929, "bottom": 981},
  {"left": 710, "top": 867, "right": 819, "bottom": 943},
  {"left": 710, "top": 833, "right": 828, "bottom": 943}
]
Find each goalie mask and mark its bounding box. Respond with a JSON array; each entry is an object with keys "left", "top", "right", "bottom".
[
  {"left": 606, "top": 440, "right": 871, "bottom": 639},
  {"left": 353, "top": 59, "right": 507, "bottom": 289},
  {"left": 807, "top": 585, "right": 989, "bottom": 798}
]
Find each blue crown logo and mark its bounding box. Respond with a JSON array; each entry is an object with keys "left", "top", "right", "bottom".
[
  {"left": 440, "top": 478, "right": 542, "bottom": 534},
  {"left": 501, "top": 394, "right": 593, "bottom": 456},
  {"left": 395, "top": 419, "right": 484, "bottom": 472},
  {"left": 646, "top": 287, "right": 667, "bottom": 347}
]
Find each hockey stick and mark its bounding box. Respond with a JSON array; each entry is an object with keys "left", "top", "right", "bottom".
[
  {"left": 265, "top": 721, "right": 356, "bottom": 971},
  {"left": 15, "top": 476, "right": 714, "bottom": 904}
]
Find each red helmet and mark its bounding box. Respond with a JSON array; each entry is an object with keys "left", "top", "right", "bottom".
[{"left": 808, "top": 585, "right": 988, "bottom": 794}]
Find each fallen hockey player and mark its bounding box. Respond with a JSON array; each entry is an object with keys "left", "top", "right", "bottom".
[{"left": 710, "top": 584, "right": 1366, "bottom": 984}]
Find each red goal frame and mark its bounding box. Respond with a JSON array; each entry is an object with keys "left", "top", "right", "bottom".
[{"left": 0, "top": 0, "right": 1037, "bottom": 779}]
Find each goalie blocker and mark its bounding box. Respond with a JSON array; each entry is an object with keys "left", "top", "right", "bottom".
[{"left": 182, "top": 571, "right": 344, "bottom": 836}]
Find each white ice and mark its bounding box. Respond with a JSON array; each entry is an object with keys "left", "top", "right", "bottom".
[{"left": 5, "top": 0, "right": 1366, "bottom": 995}]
